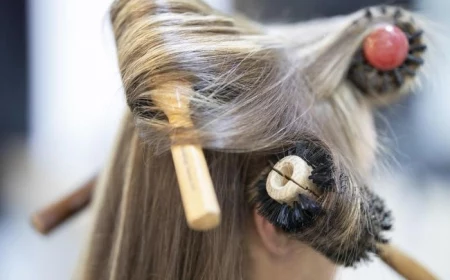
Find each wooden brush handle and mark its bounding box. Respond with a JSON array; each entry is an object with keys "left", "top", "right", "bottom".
[
  {"left": 171, "top": 144, "right": 220, "bottom": 230},
  {"left": 378, "top": 243, "right": 438, "bottom": 280},
  {"left": 153, "top": 82, "right": 220, "bottom": 231},
  {"left": 31, "top": 177, "right": 96, "bottom": 235}
]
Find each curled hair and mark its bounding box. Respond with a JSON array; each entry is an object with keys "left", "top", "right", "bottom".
[{"left": 77, "top": 1, "right": 432, "bottom": 279}]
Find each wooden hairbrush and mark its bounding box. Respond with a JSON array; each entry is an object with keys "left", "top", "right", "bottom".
[
  {"left": 31, "top": 176, "right": 96, "bottom": 235},
  {"left": 265, "top": 155, "right": 437, "bottom": 280},
  {"left": 151, "top": 82, "right": 220, "bottom": 230}
]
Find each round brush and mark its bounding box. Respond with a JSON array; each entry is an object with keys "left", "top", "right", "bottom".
[
  {"left": 264, "top": 154, "right": 437, "bottom": 280},
  {"left": 348, "top": 10, "right": 426, "bottom": 96},
  {"left": 252, "top": 140, "right": 333, "bottom": 233}
]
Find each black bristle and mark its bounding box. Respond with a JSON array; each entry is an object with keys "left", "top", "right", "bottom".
[
  {"left": 363, "top": 64, "right": 374, "bottom": 73},
  {"left": 409, "top": 44, "right": 427, "bottom": 52},
  {"left": 268, "top": 202, "right": 281, "bottom": 223},
  {"left": 311, "top": 163, "right": 329, "bottom": 174},
  {"left": 401, "top": 66, "right": 416, "bottom": 76},
  {"left": 381, "top": 73, "right": 390, "bottom": 93},
  {"left": 352, "top": 51, "right": 364, "bottom": 64},
  {"left": 408, "top": 30, "right": 424, "bottom": 42},
  {"left": 393, "top": 9, "right": 402, "bottom": 19},
  {"left": 277, "top": 204, "right": 290, "bottom": 227},
  {"left": 393, "top": 69, "right": 404, "bottom": 86},
  {"left": 365, "top": 9, "right": 373, "bottom": 19},
  {"left": 299, "top": 194, "right": 321, "bottom": 215},
  {"left": 310, "top": 166, "right": 334, "bottom": 190},
  {"left": 309, "top": 174, "right": 328, "bottom": 183},
  {"left": 351, "top": 66, "right": 369, "bottom": 92},
  {"left": 294, "top": 140, "right": 331, "bottom": 167},
  {"left": 292, "top": 201, "right": 303, "bottom": 223},
  {"left": 365, "top": 186, "right": 393, "bottom": 246},
  {"left": 406, "top": 54, "right": 424, "bottom": 65}
]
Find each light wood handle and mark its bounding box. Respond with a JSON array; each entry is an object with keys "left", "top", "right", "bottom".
[
  {"left": 171, "top": 144, "right": 220, "bottom": 230},
  {"left": 152, "top": 82, "right": 220, "bottom": 231},
  {"left": 377, "top": 243, "right": 438, "bottom": 280}
]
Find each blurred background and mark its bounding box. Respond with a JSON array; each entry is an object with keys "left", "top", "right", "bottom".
[{"left": 0, "top": 0, "right": 449, "bottom": 279}]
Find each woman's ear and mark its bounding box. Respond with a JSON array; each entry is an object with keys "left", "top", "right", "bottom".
[
  {"left": 250, "top": 210, "right": 337, "bottom": 280},
  {"left": 252, "top": 209, "right": 296, "bottom": 257}
]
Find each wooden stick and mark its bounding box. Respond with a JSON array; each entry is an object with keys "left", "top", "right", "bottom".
[
  {"left": 152, "top": 82, "right": 221, "bottom": 231},
  {"left": 377, "top": 243, "right": 438, "bottom": 280},
  {"left": 31, "top": 177, "right": 96, "bottom": 235}
]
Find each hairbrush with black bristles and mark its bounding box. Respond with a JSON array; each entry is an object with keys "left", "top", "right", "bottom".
[
  {"left": 348, "top": 6, "right": 426, "bottom": 96},
  {"left": 248, "top": 138, "right": 437, "bottom": 279},
  {"left": 249, "top": 139, "right": 392, "bottom": 263}
]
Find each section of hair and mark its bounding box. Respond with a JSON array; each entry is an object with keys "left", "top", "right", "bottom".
[{"left": 77, "top": 0, "right": 430, "bottom": 278}]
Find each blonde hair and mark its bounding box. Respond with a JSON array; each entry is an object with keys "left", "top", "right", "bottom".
[{"left": 77, "top": 1, "right": 429, "bottom": 279}]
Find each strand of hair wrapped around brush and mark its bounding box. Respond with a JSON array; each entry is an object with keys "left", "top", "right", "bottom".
[{"left": 31, "top": 1, "right": 440, "bottom": 279}]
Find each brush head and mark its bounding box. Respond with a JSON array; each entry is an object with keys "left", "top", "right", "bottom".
[
  {"left": 248, "top": 138, "right": 393, "bottom": 267},
  {"left": 348, "top": 10, "right": 426, "bottom": 97},
  {"left": 324, "top": 185, "right": 393, "bottom": 266}
]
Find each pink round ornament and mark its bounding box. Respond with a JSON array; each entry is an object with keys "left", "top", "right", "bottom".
[{"left": 363, "top": 25, "right": 409, "bottom": 71}]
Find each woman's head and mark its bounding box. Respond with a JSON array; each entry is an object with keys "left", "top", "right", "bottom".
[{"left": 77, "top": 1, "right": 428, "bottom": 279}]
